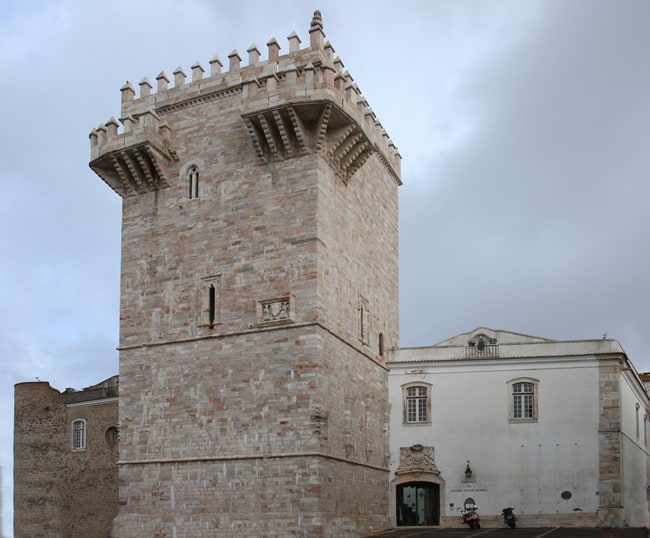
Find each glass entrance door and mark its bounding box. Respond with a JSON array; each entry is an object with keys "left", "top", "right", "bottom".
[{"left": 396, "top": 482, "right": 439, "bottom": 526}]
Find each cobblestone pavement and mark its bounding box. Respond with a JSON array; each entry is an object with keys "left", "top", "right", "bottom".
[{"left": 365, "top": 528, "right": 649, "bottom": 538}]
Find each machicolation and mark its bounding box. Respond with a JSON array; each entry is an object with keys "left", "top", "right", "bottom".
[{"left": 90, "top": 10, "right": 401, "bottom": 198}]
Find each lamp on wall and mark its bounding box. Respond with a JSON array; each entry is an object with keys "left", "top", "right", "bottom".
[{"left": 465, "top": 460, "right": 473, "bottom": 478}]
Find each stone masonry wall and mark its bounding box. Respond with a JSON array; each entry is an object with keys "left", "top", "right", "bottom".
[
  {"left": 317, "top": 152, "right": 399, "bottom": 359},
  {"left": 113, "top": 455, "right": 387, "bottom": 538},
  {"left": 92, "top": 12, "right": 399, "bottom": 537},
  {"left": 114, "top": 325, "right": 389, "bottom": 537},
  {"left": 598, "top": 363, "right": 623, "bottom": 526},
  {"left": 63, "top": 394, "right": 119, "bottom": 537},
  {"left": 14, "top": 381, "right": 118, "bottom": 538},
  {"left": 14, "top": 383, "right": 66, "bottom": 538}
]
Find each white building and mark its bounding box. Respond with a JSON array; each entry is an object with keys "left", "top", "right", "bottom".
[{"left": 388, "top": 327, "right": 650, "bottom": 528}]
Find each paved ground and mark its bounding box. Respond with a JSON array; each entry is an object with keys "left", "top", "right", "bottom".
[{"left": 365, "top": 528, "right": 649, "bottom": 538}]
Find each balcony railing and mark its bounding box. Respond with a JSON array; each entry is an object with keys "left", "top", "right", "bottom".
[{"left": 465, "top": 344, "right": 499, "bottom": 359}]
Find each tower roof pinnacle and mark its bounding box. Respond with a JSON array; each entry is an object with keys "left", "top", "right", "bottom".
[
  {"left": 310, "top": 10, "right": 323, "bottom": 32},
  {"left": 309, "top": 10, "right": 325, "bottom": 49}
]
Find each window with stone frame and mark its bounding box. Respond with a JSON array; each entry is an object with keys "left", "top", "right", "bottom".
[
  {"left": 508, "top": 378, "right": 539, "bottom": 422},
  {"left": 188, "top": 165, "right": 199, "bottom": 199},
  {"left": 403, "top": 383, "right": 431, "bottom": 424},
  {"left": 198, "top": 275, "right": 221, "bottom": 328},
  {"left": 358, "top": 295, "right": 369, "bottom": 345},
  {"left": 72, "top": 419, "right": 87, "bottom": 451}
]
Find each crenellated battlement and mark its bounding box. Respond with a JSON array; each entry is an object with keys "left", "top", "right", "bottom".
[
  {"left": 90, "top": 11, "right": 401, "bottom": 196},
  {"left": 86, "top": 12, "right": 400, "bottom": 536}
]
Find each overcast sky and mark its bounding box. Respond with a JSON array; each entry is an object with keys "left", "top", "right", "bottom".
[{"left": 1, "top": 1, "right": 648, "bottom": 535}]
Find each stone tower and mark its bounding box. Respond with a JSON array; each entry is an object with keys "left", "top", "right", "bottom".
[
  {"left": 13, "top": 379, "right": 119, "bottom": 538},
  {"left": 90, "top": 11, "right": 401, "bottom": 537}
]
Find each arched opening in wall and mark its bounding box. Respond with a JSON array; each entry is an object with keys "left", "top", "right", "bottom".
[
  {"left": 379, "top": 332, "right": 384, "bottom": 357},
  {"left": 105, "top": 426, "right": 119, "bottom": 446},
  {"left": 71, "top": 419, "right": 86, "bottom": 451},
  {"left": 188, "top": 165, "right": 199, "bottom": 199},
  {"left": 396, "top": 482, "right": 440, "bottom": 526}
]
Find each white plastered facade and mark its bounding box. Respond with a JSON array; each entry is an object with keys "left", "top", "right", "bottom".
[{"left": 388, "top": 327, "right": 650, "bottom": 528}]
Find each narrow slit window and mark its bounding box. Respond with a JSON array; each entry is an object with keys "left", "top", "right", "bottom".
[
  {"left": 358, "top": 296, "right": 369, "bottom": 345},
  {"left": 199, "top": 276, "right": 220, "bottom": 328},
  {"left": 188, "top": 166, "right": 199, "bottom": 199},
  {"left": 208, "top": 284, "right": 216, "bottom": 328}
]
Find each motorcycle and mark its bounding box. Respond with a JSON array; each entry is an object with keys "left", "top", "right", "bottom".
[
  {"left": 459, "top": 505, "right": 481, "bottom": 529},
  {"left": 502, "top": 506, "right": 516, "bottom": 528}
]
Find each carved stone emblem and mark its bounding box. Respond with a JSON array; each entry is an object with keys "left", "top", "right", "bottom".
[
  {"left": 263, "top": 300, "right": 289, "bottom": 321},
  {"left": 258, "top": 297, "right": 293, "bottom": 325},
  {"left": 395, "top": 444, "right": 440, "bottom": 475}
]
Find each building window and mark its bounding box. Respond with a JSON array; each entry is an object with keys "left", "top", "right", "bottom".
[
  {"left": 407, "top": 387, "right": 427, "bottom": 422},
  {"left": 188, "top": 165, "right": 199, "bottom": 199},
  {"left": 359, "top": 295, "right": 369, "bottom": 345},
  {"left": 72, "top": 419, "right": 86, "bottom": 451},
  {"left": 208, "top": 283, "right": 217, "bottom": 328},
  {"left": 198, "top": 275, "right": 221, "bottom": 328},
  {"left": 105, "top": 426, "right": 119, "bottom": 446},
  {"left": 466, "top": 334, "right": 499, "bottom": 358},
  {"left": 508, "top": 378, "right": 539, "bottom": 422},
  {"left": 403, "top": 383, "right": 431, "bottom": 424},
  {"left": 513, "top": 383, "right": 534, "bottom": 418}
]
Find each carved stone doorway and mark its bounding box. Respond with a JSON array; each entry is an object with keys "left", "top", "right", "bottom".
[{"left": 396, "top": 482, "right": 440, "bottom": 526}]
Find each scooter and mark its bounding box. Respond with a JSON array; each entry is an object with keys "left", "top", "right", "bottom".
[
  {"left": 459, "top": 505, "right": 481, "bottom": 529},
  {"left": 501, "top": 506, "right": 516, "bottom": 528}
]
